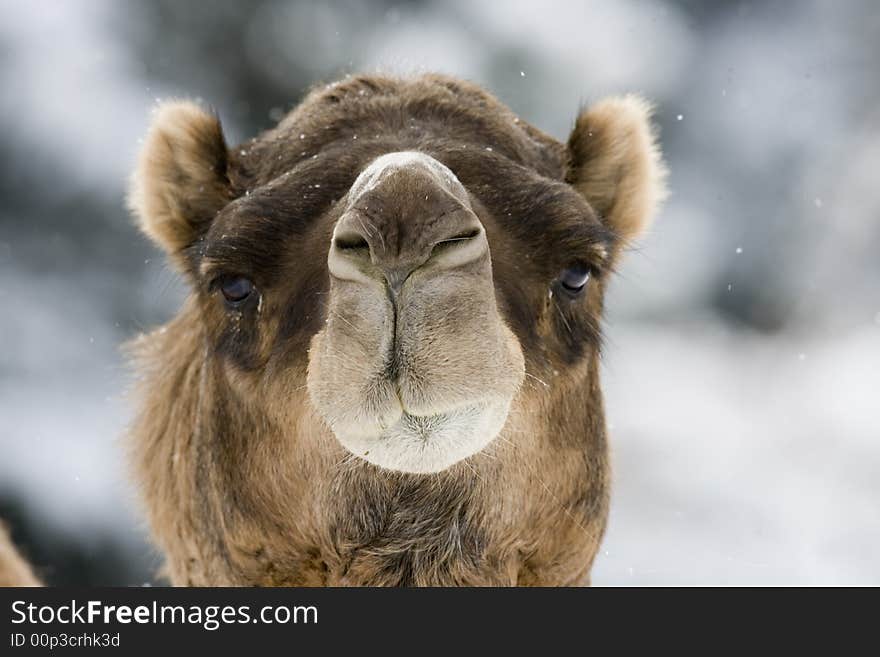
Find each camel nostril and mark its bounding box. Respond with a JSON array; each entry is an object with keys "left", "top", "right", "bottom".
[
  {"left": 333, "top": 233, "right": 370, "bottom": 253},
  {"left": 429, "top": 227, "right": 482, "bottom": 257},
  {"left": 441, "top": 228, "right": 481, "bottom": 244},
  {"left": 328, "top": 227, "right": 376, "bottom": 283}
]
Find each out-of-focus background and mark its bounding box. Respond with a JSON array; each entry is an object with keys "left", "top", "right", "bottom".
[{"left": 1, "top": 0, "right": 877, "bottom": 586}]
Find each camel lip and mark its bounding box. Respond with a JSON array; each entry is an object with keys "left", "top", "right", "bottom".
[
  {"left": 397, "top": 401, "right": 487, "bottom": 424},
  {"left": 328, "top": 397, "right": 513, "bottom": 474},
  {"left": 390, "top": 403, "right": 492, "bottom": 444}
]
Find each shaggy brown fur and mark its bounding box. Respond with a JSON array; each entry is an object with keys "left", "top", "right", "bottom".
[{"left": 120, "top": 74, "right": 665, "bottom": 587}]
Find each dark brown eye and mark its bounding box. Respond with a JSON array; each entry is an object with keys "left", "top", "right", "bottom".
[
  {"left": 559, "top": 265, "right": 591, "bottom": 294},
  {"left": 220, "top": 276, "right": 254, "bottom": 304}
]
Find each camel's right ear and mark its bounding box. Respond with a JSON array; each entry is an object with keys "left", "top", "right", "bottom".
[{"left": 128, "top": 101, "right": 233, "bottom": 258}]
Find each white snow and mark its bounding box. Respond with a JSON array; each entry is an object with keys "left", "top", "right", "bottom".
[{"left": 593, "top": 319, "right": 880, "bottom": 585}]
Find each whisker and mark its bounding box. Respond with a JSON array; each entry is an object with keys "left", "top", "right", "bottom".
[
  {"left": 552, "top": 299, "right": 573, "bottom": 335},
  {"left": 523, "top": 371, "right": 549, "bottom": 389},
  {"left": 329, "top": 310, "right": 358, "bottom": 332}
]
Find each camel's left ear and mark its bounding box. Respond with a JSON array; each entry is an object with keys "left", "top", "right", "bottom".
[{"left": 565, "top": 95, "right": 668, "bottom": 243}]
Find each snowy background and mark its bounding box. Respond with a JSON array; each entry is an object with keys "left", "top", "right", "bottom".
[{"left": 0, "top": 0, "right": 877, "bottom": 585}]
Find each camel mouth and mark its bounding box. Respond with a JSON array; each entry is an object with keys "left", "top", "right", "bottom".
[
  {"left": 332, "top": 400, "right": 512, "bottom": 474},
  {"left": 396, "top": 403, "right": 491, "bottom": 438}
]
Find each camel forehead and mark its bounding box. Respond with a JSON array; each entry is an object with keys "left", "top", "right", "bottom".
[{"left": 347, "top": 151, "right": 470, "bottom": 208}]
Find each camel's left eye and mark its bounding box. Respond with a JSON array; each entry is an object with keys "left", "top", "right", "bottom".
[
  {"left": 558, "top": 265, "right": 591, "bottom": 294},
  {"left": 220, "top": 276, "right": 254, "bottom": 304}
]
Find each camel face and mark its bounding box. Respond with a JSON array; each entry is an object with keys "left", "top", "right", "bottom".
[
  {"left": 308, "top": 152, "right": 524, "bottom": 473},
  {"left": 127, "top": 75, "right": 666, "bottom": 586}
]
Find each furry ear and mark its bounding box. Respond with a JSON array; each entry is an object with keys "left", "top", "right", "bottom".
[
  {"left": 566, "top": 95, "right": 668, "bottom": 243},
  {"left": 128, "top": 101, "right": 232, "bottom": 256}
]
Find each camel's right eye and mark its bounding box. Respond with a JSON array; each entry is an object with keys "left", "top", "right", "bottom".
[
  {"left": 220, "top": 276, "right": 254, "bottom": 304},
  {"left": 558, "top": 264, "right": 591, "bottom": 295}
]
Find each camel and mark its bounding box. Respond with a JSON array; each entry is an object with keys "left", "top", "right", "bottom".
[{"left": 1, "top": 74, "right": 665, "bottom": 586}]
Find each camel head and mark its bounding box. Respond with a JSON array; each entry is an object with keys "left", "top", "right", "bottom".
[{"left": 127, "top": 75, "right": 665, "bottom": 585}]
